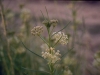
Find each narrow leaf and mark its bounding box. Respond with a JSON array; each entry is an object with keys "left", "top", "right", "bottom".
[
  {"left": 54, "top": 47, "right": 74, "bottom": 64},
  {"left": 45, "top": 6, "right": 49, "bottom": 20},
  {"left": 40, "top": 10, "right": 45, "bottom": 19},
  {"left": 52, "top": 21, "right": 71, "bottom": 37},
  {"left": 61, "top": 47, "right": 74, "bottom": 58},
  {"left": 38, "top": 35, "right": 50, "bottom": 47},
  {"left": 21, "top": 41, "right": 44, "bottom": 59}
]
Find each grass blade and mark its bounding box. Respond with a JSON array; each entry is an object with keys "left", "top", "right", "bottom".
[{"left": 40, "top": 10, "right": 45, "bottom": 20}]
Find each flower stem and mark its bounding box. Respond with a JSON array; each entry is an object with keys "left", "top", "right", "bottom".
[
  {"left": 47, "top": 28, "right": 54, "bottom": 75},
  {"left": 47, "top": 28, "right": 51, "bottom": 48}
]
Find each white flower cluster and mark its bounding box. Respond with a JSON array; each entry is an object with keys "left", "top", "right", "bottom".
[
  {"left": 42, "top": 47, "right": 61, "bottom": 64},
  {"left": 93, "top": 51, "right": 100, "bottom": 67},
  {"left": 50, "top": 19, "right": 58, "bottom": 27},
  {"left": 42, "top": 19, "right": 58, "bottom": 27},
  {"left": 52, "top": 32, "right": 68, "bottom": 45},
  {"left": 31, "top": 26, "right": 43, "bottom": 36}
]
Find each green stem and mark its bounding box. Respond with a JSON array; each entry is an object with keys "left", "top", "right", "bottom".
[
  {"left": 47, "top": 28, "right": 54, "bottom": 75},
  {"left": 47, "top": 28, "right": 51, "bottom": 48},
  {"left": 38, "top": 35, "right": 49, "bottom": 47},
  {"left": 49, "top": 63, "right": 54, "bottom": 75},
  {"left": 49, "top": 27, "right": 54, "bottom": 35}
]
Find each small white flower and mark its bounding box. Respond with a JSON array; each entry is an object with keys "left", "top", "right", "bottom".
[
  {"left": 31, "top": 26, "right": 43, "bottom": 36},
  {"left": 52, "top": 32, "right": 68, "bottom": 45}
]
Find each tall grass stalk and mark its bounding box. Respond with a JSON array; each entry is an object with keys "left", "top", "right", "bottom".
[{"left": 0, "top": 0, "right": 14, "bottom": 75}]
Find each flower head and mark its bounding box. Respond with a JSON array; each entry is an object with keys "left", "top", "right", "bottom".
[
  {"left": 42, "top": 20, "right": 50, "bottom": 28},
  {"left": 52, "top": 32, "right": 68, "bottom": 45},
  {"left": 42, "top": 19, "right": 58, "bottom": 28},
  {"left": 50, "top": 19, "right": 58, "bottom": 27},
  {"left": 31, "top": 26, "right": 43, "bottom": 36},
  {"left": 42, "top": 47, "right": 61, "bottom": 64}
]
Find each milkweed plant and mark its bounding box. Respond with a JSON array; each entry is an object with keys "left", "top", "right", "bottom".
[{"left": 30, "top": 11, "right": 72, "bottom": 75}]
